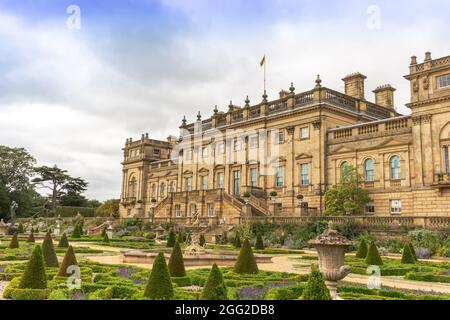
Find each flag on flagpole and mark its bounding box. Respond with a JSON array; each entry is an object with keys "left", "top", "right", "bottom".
[{"left": 260, "top": 55, "right": 266, "bottom": 67}]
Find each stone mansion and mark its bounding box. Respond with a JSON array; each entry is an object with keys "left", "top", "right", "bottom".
[{"left": 119, "top": 52, "right": 450, "bottom": 227}]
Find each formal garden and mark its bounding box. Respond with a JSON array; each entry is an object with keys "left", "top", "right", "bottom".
[{"left": 0, "top": 215, "right": 449, "bottom": 301}]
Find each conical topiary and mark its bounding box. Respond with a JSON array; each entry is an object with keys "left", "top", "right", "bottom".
[
  {"left": 365, "top": 241, "right": 383, "bottom": 265},
  {"left": 409, "top": 242, "right": 418, "bottom": 261},
  {"left": 234, "top": 239, "right": 259, "bottom": 274},
  {"left": 401, "top": 244, "right": 416, "bottom": 264},
  {"left": 300, "top": 265, "right": 331, "bottom": 300},
  {"left": 19, "top": 245, "right": 47, "bottom": 289},
  {"left": 103, "top": 232, "right": 110, "bottom": 244},
  {"left": 234, "top": 234, "right": 241, "bottom": 248},
  {"left": 168, "top": 241, "right": 186, "bottom": 277},
  {"left": 17, "top": 223, "right": 24, "bottom": 234},
  {"left": 101, "top": 227, "right": 107, "bottom": 237},
  {"left": 144, "top": 252, "right": 174, "bottom": 299},
  {"left": 166, "top": 230, "right": 176, "bottom": 248},
  {"left": 42, "top": 232, "right": 59, "bottom": 268},
  {"left": 200, "top": 263, "right": 228, "bottom": 300},
  {"left": 71, "top": 223, "right": 81, "bottom": 238},
  {"left": 9, "top": 233, "right": 19, "bottom": 249},
  {"left": 355, "top": 238, "right": 368, "bottom": 258},
  {"left": 27, "top": 230, "right": 35, "bottom": 243},
  {"left": 58, "top": 233, "right": 69, "bottom": 248},
  {"left": 199, "top": 234, "right": 206, "bottom": 247},
  {"left": 255, "top": 233, "right": 264, "bottom": 250},
  {"left": 57, "top": 246, "right": 78, "bottom": 277}
]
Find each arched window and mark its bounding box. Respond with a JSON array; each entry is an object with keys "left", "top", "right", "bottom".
[
  {"left": 390, "top": 156, "right": 401, "bottom": 180},
  {"left": 160, "top": 182, "right": 166, "bottom": 198},
  {"left": 340, "top": 161, "right": 350, "bottom": 179},
  {"left": 128, "top": 176, "right": 137, "bottom": 198},
  {"left": 151, "top": 184, "right": 157, "bottom": 198},
  {"left": 364, "top": 158, "right": 375, "bottom": 182}
]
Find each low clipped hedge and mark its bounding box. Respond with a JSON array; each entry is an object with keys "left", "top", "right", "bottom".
[
  {"left": 265, "top": 284, "right": 305, "bottom": 300},
  {"left": 3, "top": 277, "right": 50, "bottom": 300},
  {"left": 52, "top": 206, "right": 95, "bottom": 217},
  {"left": 405, "top": 271, "right": 450, "bottom": 283},
  {"left": 171, "top": 276, "right": 192, "bottom": 287}
]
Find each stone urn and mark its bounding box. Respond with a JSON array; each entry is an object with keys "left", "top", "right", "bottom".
[{"left": 308, "top": 221, "right": 352, "bottom": 300}]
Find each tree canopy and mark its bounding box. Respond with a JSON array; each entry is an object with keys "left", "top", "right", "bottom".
[
  {"left": 324, "top": 165, "right": 371, "bottom": 215},
  {"left": 95, "top": 199, "right": 119, "bottom": 217}
]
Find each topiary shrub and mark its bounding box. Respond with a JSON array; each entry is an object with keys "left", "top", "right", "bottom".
[
  {"left": 409, "top": 242, "right": 418, "bottom": 261},
  {"left": 168, "top": 241, "right": 186, "bottom": 277},
  {"left": 255, "top": 233, "right": 265, "bottom": 250},
  {"left": 19, "top": 245, "right": 47, "bottom": 289},
  {"left": 144, "top": 252, "right": 174, "bottom": 300},
  {"left": 234, "top": 234, "right": 241, "bottom": 248},
  {"left": 300, "top": 265, "right": 331, "bottom": 300},
  {"left": 9, "top": 233, "right": 19, "bottom": 249},
  {"left": 355, "top": 238, "right": 368, "bottom": 258},
  {"left": 101, "top": 227, "right": 107, "bottom": 237},
  {"left": 200, "top": 263, "right": 227, "bottom": 300},
  {"left": 199, "top": 234, "right": 206, "bottom": 247},
  {"left": 58, "top": 233, "right": 69, "bottom": 248},
  {"left": 71, "top": 223, "right": 82, "bottom": 238},
  {"left": 401, "top": 244, "right": 416, "bottom": 264},
  {"left": 365, "top": 241, "right": 383, "bottom": 266},
  {"left": 27, "top": 230, "right": 35, "bottom": 243},
  {"left": 17, "top": 223, "right": 24, "bottom": 234},
  {"left": 234, "top": 238, "right": 259, "bottom": 274},
  {"left": 103, "top": 233, "right": 110, "bottom": 244},
  {"left": 42, "top": 232, "right": 59, "bottom": 268},
  {"left": 57, "top": 246, "right": 78, "bottom": 277},
  {"left": 166, "top": 230, "right": 176, "bottom": 248}
]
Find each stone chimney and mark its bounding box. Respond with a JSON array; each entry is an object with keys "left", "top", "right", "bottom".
[
  {"left": 342, "top": 72, "right": 367, "bottom": 100},
  {"left": 279, "top": 90, "right": 290, "bottom": 99},
  {"left": 373, "top": 84, "right": 396, "bottom": 109}
]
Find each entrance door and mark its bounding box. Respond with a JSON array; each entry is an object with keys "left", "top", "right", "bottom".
[{"left": 233, "top": 171, "right": 240, "bottom": 195}]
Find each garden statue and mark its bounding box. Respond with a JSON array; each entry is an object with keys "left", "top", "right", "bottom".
[
  {"left": 184, "top": 210, "right": 205, "bottom": 256},
  {"left": 308, "top": 221, "right": 352, "bottom": 300},
  {"left": 9, "top": 201, "right": 18, "bottom": 225},
  {"left": 191, "top": 209, "right": 200, "bottom": 227}
]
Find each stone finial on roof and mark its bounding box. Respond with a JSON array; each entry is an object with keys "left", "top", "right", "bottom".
[
  {"left": 244, "top": 96, "right": 250, "bottom": 107},
  {"left": 410, "top": 56, "right": 417, "bottom": 65},
  {"left": 213, "top": 105, "right": 218, "bottom": 114},
  {"left": 197, "top": 111, "right": 202, "bottom": 121},
  {"left": 315, "top": 74, "right": 322, "bottom": 88},
  {"left": 289, "top": 82, "right": 295, "bottom": 93},
  {"left": 424, "top": 51, "right": 432, "bottom": 62},
  {"left": 181, "top": 115, "right": 187, "bottom": 126},
  {"left": 262, "top": 90, "right": 268, "bottom": 103}
]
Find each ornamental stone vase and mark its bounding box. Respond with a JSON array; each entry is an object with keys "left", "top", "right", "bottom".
[{"left": 308, "top": 221, "right": 352, "bottom": 300}]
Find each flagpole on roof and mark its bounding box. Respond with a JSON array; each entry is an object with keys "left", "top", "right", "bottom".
[{"left": 260, "top": 54, "right": 266, "bottom": 93}]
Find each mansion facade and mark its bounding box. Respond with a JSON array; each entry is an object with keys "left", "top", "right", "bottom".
[{"left": 119, "top": 52, "right": 450, "bottom": 227}]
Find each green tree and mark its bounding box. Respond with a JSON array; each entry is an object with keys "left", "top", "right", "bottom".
[
  {"left": 177, "top": 232, "right": 184, "bottom": 244},
  {"left": 255, "top": 233, "right": 265, "bottom": 250},
  {"left": 103, "top": 232, "right": 110, "bottom": 244},
  {"left": 32, "top": 165, "right": 88, "bottom": 210},
  {"left": 19, "top": 245, "right": 47, "bottom": 289},
  {"left": 27, "top": 230, "right": 35, "bottom": 243},
  {"left": 144, "top": 252, "right": 174, "bottom": 299},
  {"left": 57, "top": 246, "right": 78, "bottom": 277},
  {"left": 324, "top": 165, "right": 371, "bottom": 215},
  {"left": 365, "top": 241, "right": 383, "bottom": 265},
  {"left": 168, "top": 241, "right": 186, "bottom": 277},
  {"left": 234, "top": 239, "right": 259, "bottom": 274},
  {"left": 200, "top": 263, "right": 227, "bottom": 300},
  {"left": 0, "top": 146, "right": 39, "bottom": 218},
  {"left": 95, "top": 199, "right": 120, "bottom": 217},
  {"left": 58, "top": 232, "right": 69, "bottom": 248},
  {"left": 71, "top": 222, "right": 82, "bottom": 238},
  {"left": 9, "top": 233, "right": 19, "bottom": 248},
  {"left": 42, "top": 232, "right": 59, "bottom": 268},
  {"left": 300, "top": 265, "right": 331, "bottom": 300},
  {"left": 17, "top": 223, "right": 24, "bottom": 234},
  {"left": 401, "top": 244, "right": 416, "bottom": 264},
  {"left": 355, "top": 238, "right": 368, "bottom": 258},
  {"left": 166, "top": 230, "right": 176, "bottom": 248}
]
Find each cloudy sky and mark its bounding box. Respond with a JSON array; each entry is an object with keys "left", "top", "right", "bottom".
[{"left": 0, "top": 0, "right": 449, "bottom": 201}]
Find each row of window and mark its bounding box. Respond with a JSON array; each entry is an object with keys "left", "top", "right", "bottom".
[
  {"left": 174, "top": 203, "right": 215, "bottom": 217},
  {"left": 185, "top": 127, "right": 310, "bottom": 160},
  {"left": 365, "top": 200, "right": 402, "bottom": 214},
  {"left": 342, "top": 155, "right": 401, "bottom": 181},
  {"left": 151, "top": 181, "right": 176, "bottom": 198}
]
